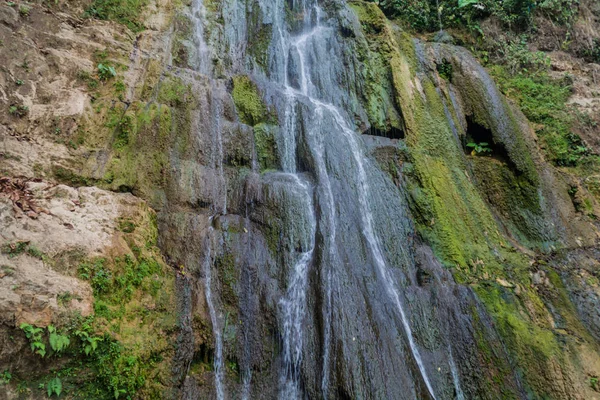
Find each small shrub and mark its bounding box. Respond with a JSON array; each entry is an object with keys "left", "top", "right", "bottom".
[
  {"left": 20, "top": 323, "right": 46, "bottom": 357},
  {"left": 0, "top": 370, "right": 12, "bottom": 385},
  {"left": 18, "top": 5, "right": 30, "bottom": 17},
  {"left": 15, "top": 79, "right": 23, "bottom": 86},
  {"left": 57, "top": 291, "right": 74, "bottom": 306},
  {"left": 77, "top": 70, "right": 99, "bottom": 89},
  {"left": 1, "top": 241, "right": 29, "bottom": 258},
  {"left": 48, "top": 326, "right": 70, "bottom": 353},
  {"left": 591, "top": 376, "right": 599, "bottom": 391},
  {"left": 8, "top": 104, "right": 29, "bottom": 118},
  {"left": 436, "top": 59, "right": 453, "bottom": 80},
  {"left": 97, "top": 64, "right": 117, "bottom": 81},
  {"left": 467, "top": 141, "right": 492, "bottom": 155},
  {"left": 26, "top": 245, "right": 43, "bottom": 259},
  {"left": 84, "top": 0, "right": 148, "bottom": 33},
  {"left": 74, "top": 330, "right": 101, "bottom": 356}
]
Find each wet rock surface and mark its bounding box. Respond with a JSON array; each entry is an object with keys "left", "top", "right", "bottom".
[{"left": 1, "top": 0, "right": 600, "bottom": 398}]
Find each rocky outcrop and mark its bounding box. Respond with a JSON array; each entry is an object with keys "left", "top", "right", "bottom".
[{"left": 1, "top": 0, "right": 599, "bottom": 399}]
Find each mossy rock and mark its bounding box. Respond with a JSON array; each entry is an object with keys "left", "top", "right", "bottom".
[
  {"left": 253, "top": 123, "right": 279, "bottom": 171},
  {"left": 231, "top": 75, "right": 270, "bottom": 126}
]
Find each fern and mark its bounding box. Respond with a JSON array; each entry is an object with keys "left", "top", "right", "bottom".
[
  {"left": 48, "top": 326, "right": 70, "bottom": 353},
  {"left": 47, "top": 377, "right": 62, "bottom": 397}
]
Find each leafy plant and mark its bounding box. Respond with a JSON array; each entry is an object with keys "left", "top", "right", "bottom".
[
  {"left": 78, "top": 258, "right": 112, "bottom": 293},
  {"left": 0, "top": 370, "right": 11, "bottom": 385},
  {"left": 490, "top": 66, "right": 591, "bottom": 167},
  {"left": 84, "top": 0, "right": 148, "bottom": 33},
  {"left": 15, "top": 79, "right": 23, "bottom": 86},
  {"left": 436, "top": 59, "right": 453, "bottom": 80},
  {"left": 591, "top": 376, "right": 599, "bottom": 391},
  {"left": 75, "top": 330, "right": 101, "bottom": 356},
  {"left": 1, "top": 241, "right": 29, "bottom": 258},
  {"left": 47, "top": 377, "right": 62, "bottom": 397},
  {"left": 467, "top": 141, "right": 492, "bottom": 155},
  {"left": 97, "top": 64, "right": 117, "bottom": 81},
  {"left": 8, "top": 104, "right": 29, "bottom": 118},
  {"left": 48, "top": 326, "right": 70, "bottom": 353},
  {"left": 20, "top": 323, "right": 46, "bottom": 357},
  {"left": 18, "top": 5, "right": 30, "bottom": 17}
]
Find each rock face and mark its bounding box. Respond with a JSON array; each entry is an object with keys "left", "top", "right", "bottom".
[{"left": 1, "top": 0, "right": 600, "bottom": 399}]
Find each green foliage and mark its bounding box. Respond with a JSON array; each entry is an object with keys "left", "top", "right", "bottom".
[
  {"left": 74, "top": 330, "right": 101, "bottom": 356},
  {"left": 467, "top": 141, "right": 492, "bottom": 155},
  {"left": 372, "top": 0, "right": 578, "bottom": 32},
  {"left": 20, "top": 323, "right": 46, "bottom": 358},
  {"left": 490, "top": 66, "right": 590, "bottom": 166},
  {"left": 1, "top": 241, "right": 44, "bottom": 259},
  {"left": 0, "top": 370, "right": 12, "bottom": 385},
  {"left": 492, "top": 35, "right": 550, "bottom": 75},
  {"left": 582, "top": 38, "right": 600, "bottom": 63},
  {"left": 98, "top": 64, "right": 117, "bottom": 81},
  {"left": 18, "top": 5, "right": 30, "bottom": 17},
  {"left": 84, "top": 0, "right": 148, "bottom": 33},
  {"left": 57, "top": 291, "right": 74, "bottom": 306},
  {"left": 1, "top": 241, "right": 28, "bottom": 257},
  {"left": 78, "top": 255, "right": 161, "bottom": 302},
  {"left": 8, "top": 104, "right": 29, "bottom": 118},
  {"left": 436, "top": 59, "right": 453, "bottom": 80},
  {"left": 591, "top": 376, "right": 599, "bottom": 391},
  {"left": 48, "top": 326, "right": 70, "bottom": 353},
  {"left": 26, "top": 245, "right": 44, "bottom": 259},
  {"left": 92, "top": 340, "right": 146, "bottom": 399},
  {"left": 77, "top": 70, "right": 99, "bottom": 89},
  {"left": 117, "top": 218, "right": 136, "bottom": 233},
  {"left": 79, "top": 258, "right": 112, "bottom": 293},
  {"left": 47, "top": 377, "right": 62, "bottom": 397},
  {"left": 16, "top": 79, "right": 23, "bottom": 86}
]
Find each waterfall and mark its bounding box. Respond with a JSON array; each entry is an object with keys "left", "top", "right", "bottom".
[
  {"left": 191, "top": 0, "right": 211, "bottom": 76},
  {"left": 182, "top": 0, "right": 480, "bottom": 397},
  {"left": 276, "top": 1, "right": 437, "bottom": 398},
  {"left": 203, "top": 225, "right": 225, "bottom": 400},
  {"left": 448, "top": 347, "right": 465, "bottom": 400},
  {"left": 278, "top": 175, "right": 316, "bottom": 399}
]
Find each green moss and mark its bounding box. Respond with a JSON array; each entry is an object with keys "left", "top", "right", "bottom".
[
  {"left": 247, "top": 2, "right": 273, "bottom": 71},
  {"left": 12, "top": 206, "right": 176, "bottom": 399},
  {"left": 349, "top": 1, "right": 404, "bottom": 133},
  {"left": 471, "top": 157, "right": 552, "bottom": 247},
  {"left": 231, "top": 75, "right": 270, "bottom": 126},
  {"left": 347, "top": 8, "right": 582, "bottom": 396},
  {"left": 157, "top": 76, "right": 190, "bottom": 107},
  {"left": 53, "top": 165, "right": 100, "bottom": 187},
  {"left": 215, "top": 253, "right": 239, "bottom": 306},
  {"left": 253, "top": 123, "right": 278, "bottom": 171},
  {"left": 102, "top": 82, "right": 192, "bottom": 205},
  {"left": 489, "top": 67, "right": 591, "bottom": 168}
]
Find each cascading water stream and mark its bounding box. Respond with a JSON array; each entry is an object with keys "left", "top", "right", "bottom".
[
  {"left": 278, "top": 174, "right": 317, "bottom": 399},
  {"left": 203, "top": 224, "right": 225, "bottom": 400},
  {"left": 191, "top": 2, "right": 229, "bottom": 396},
  {"left": 276, "top": 1, "right": 438, "bottom": 398},
  {"left": 448, "top": 347, "right": 465, "bottom": 400},
  {"left": 191, "top": 0, "right": 211, "bottom": 76}
]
